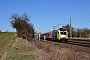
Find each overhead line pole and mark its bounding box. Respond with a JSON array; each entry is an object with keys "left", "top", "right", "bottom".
[
  {"left": 38, "top": 26, "right": 40, "bottom": 41},
  {"left": 70, "top": 17, "right": 72, "bottom": 38},
  {"left": 58, "top": 24, "right": 60, "bottom": 29}
]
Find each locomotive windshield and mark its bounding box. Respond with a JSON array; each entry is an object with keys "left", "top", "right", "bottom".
[
  {"left": 60, "top": 31, "right": 66, "bottom": 35},
  {"left": 58, "top": 28, "right": 67, "bottom": 35},
  {"left": 64, "top": 32, "right": 66, "bottom": 35}
]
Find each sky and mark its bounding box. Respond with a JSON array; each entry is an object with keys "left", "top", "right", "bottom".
[{"left": 0, "top": 0, "right": 90, "bottom": 33}]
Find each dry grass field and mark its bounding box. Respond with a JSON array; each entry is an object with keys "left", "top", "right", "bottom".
[{"left": 0, "top": 32, "right": 90, "bottom": 60}]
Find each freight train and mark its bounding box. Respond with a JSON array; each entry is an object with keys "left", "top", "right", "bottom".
[{"left": 40, "top": 28, "right": 68, "bottom": 42}]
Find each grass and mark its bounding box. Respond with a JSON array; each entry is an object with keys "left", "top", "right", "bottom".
[
  {"left": 8, "top": 54, "right": 36, "bottom": 60},
  {"left": 12, "top": 47, "right": 34, "bottom": 53},
  {"left": 0, "top": 32, "right": 8, "bottom": 35},
  {"left": 0, "top": 33, "right": 13, "bottom": 51},
  {"left": 0, "top": 32, "right": 16, "bottom": 59},
  {"left": 8, "top": 46, "right": 35, "bottom": 60},
  {"left": 0, "top": 32, "right": 36, "bottom": 60}
]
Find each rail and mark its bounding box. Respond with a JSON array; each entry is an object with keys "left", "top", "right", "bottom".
[{"left": 68, "top": 38, "right": 90, "bottom": 41}]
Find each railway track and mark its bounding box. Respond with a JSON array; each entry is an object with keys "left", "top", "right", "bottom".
[
  {"left": 33, "top": 38, "right": 90, "bottom": 54},
  {"left": 63, "top": 39, "right": 90, "bottom": 47},
  {"left": 39, "top": 38, "right": 90, "bottom": 47}
]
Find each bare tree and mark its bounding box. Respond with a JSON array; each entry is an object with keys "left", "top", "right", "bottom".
[
  {"left": 10, "top": 13, "right": 34, "bottom": 40},
  {"left": 76, "top": 28, "right": 90, "bottom": 38}
]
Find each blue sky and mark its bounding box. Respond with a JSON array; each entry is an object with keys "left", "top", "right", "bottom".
[{"left": 0, "top": 0, "right": 90, "bottom": 32}]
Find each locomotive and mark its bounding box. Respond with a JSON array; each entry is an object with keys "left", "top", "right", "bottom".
[{"left": 40, "top": 28, "right": 68, "bottom": 42}]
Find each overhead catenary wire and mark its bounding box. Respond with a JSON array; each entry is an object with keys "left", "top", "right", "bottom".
[
  {"left": 61, "top": 0, "right": 88, "bottom": 20},
  {"left": 72, "top": 11, "right": 90, "bottom": 19},
  {"left": 73, "top": 14, "right": 90, "bottom": 20}
]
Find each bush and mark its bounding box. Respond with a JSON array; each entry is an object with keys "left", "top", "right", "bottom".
[{"left": 10, "top": 13, "right": 34, "bottom": 40}]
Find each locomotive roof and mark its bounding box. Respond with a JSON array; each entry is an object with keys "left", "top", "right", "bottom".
[{"left": 58, "top": 28, "right": 66, "bottom": 31}]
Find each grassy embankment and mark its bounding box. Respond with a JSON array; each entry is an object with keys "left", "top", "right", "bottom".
[{"left": 0, "top": 32, "right": 35, "bottom": 60}]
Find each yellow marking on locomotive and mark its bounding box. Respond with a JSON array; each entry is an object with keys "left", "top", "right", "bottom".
[
  {"left": 66, "top": 30, "right": 68, "bottom": 38},
  {"left": 57, "top": 30, "right": 68, "bottom": 40},
  {"left": 50, "top": 32, "right": 52, "bottom": 39},
  {"left": 57, "top": 30, "right": 61, "bottom": 40}
]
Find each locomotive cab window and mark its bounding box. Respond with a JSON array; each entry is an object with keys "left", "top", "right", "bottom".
[
  {"left": 58, "top": 32, "right": 59, "bottom": 34},
  {"left": 61, "top": 32, "right": 63, "bottom": 34},
  {"left": 61, "top": 31, "right": 66, "bottom": 35},
  {"left": 64, "top": 32, "right": 66, "bottom": 35}
]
